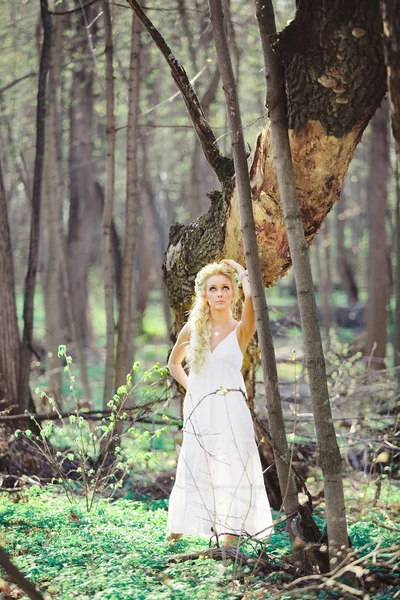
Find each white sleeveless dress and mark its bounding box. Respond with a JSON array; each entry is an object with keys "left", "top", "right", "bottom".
[{"left": 167, "top": 325, "right": 273, "bottom": 539}]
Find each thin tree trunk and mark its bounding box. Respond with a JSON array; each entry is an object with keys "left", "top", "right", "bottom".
[
  {"left": 115, "top": 15, "right": 141, "bottom": 388},
  {"left": 381, "top": 0, "right": 400, "bottom": 178},
  {"left": 336, "top": 190, "right": 358, "bottom": 304},
  {"left": 315, "top": 225, "right": 332, "bottom": 344},
  {"left": 19, "top": 0, "right": 52, "bottom": 411},
  {"left": 367, "top": 101, "right": 389, "bottom": 370},
  {"left": 64, "top": 3, "right": 100, "bottom": 349},
  {"left": 209, "top": 0, "right": 300, "bottom": 554},
  {"left": 394, "top": 166, "right": 400, "bottom": 374},
  {"left": 380, "top": 0, "right": 400, "bottom": 374},
  {"left": 103, "top": 0, "right": 116, "bottom": 406},
  {"left": 177, "top": 0, "right": 198, "bottom": 73},
  {"left": 93, "top": 182, "right": 123, "bottom": 310},
  {"left": 48, "top": 8, "right": 92, "bottom": 404},
  {"left": 0, "top": 141, "right": 20, "bottom": 413},
  {"left": 43, "top": 124, "right": 62, "bottom": 402},
  {"left": 255, "top": 0, "right": 349, "bottom": 559},
  {"left": 134, "top": 195, "right": 153, "bottom": 336}
]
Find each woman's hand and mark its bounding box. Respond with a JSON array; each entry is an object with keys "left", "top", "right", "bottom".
[{"left": 220, "top": 259, "right": 246, "bottom": 276}]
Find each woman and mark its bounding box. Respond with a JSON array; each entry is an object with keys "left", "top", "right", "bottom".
[{"left": 166, "top": 260, "right": 273, "bottom": 545}]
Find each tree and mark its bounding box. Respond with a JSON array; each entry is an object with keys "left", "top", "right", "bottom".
[
  {"left": 209, "top": 0, "right": 301, "bottom": 557},
  {"left": 380, "top": 0, "right": 400, "bottom": 373},
  {"left": 256, "top": 0, "right": 350, "bottom": 559},
  {"left": 19, "top": 0, "right": 52, "bottom": 411},
  {"left": 0, "top": 141, "right": 20, "bottom": 414},
  {"left": 366, "top": 101, "right": 390, "bottom": 369},
  {"left": 103, "top": 0, "right": 117, "bottom": 405},
  {"left": 115, "top": 14, "right": 141, "bottom": 388},
  {"left": 335, "top": 189, "right": 359, "bottom": 305},
  {"left": 148, "top": 0, "right": 386, "bottom": 332},
  {"left": 66, "top": 3, "right": 100, "bottom": 350}
]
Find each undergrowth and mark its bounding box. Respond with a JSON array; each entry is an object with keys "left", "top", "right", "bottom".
[{"left": 0, "top": 482, "right": 399, "bottom": 600}]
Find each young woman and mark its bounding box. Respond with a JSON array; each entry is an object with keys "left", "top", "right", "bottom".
[{"left": 166, "top": 259, "right": 273, "bottom": 545}]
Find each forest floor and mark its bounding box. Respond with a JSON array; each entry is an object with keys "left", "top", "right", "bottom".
[
  {"left": 3, "top": 291, "right": 399, "bottom": 599},
  {"left": 0, "top": 476, "right": 399, "bottom": 600}
]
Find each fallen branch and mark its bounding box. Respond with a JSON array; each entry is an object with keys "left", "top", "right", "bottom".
[
  {"left": 372, "top": 519, "right": 400, "bottom": 533},
  {"left": 0, "top": 548, "right": 43, "bottom": 600}
]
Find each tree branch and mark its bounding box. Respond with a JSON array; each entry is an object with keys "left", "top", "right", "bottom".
[
  {"left": 0, "top": 72, "right": 37, "bottom": 95},
  {"left": 125, "top": 0, "right": 233, "bottom": 183}
]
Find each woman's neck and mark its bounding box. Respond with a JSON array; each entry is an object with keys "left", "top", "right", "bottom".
[{"left": 210, "top": 310, "right": 233, "bottom": 327}]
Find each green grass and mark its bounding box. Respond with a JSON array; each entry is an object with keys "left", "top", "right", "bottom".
[{"left": 1, "top": 481, "right": 399, "bottom": 600}]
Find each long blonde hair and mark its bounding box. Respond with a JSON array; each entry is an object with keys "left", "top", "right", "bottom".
[{"left": 186, "top": 262, "right": 239, "bottom": 373}]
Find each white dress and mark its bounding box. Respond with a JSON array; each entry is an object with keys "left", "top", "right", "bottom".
[{"left": 167, "top": 325, "right": 273, "bottom": 539}]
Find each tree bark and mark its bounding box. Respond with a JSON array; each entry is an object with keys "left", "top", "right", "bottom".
[
  {"left": 209, "top": 0, "right": 300, "bottom": 553},
  {"left": 336, "top": 189, "right": 359, "bottom": 304},
  {"left": 103, "top": 0, "right": 116, "bottom": 406},
  {"left": 366, "top": 101, "right": 389, "bottom": 370},
  {"left": 158, "top": 0, "right": 386, "bottom": 333},
  {"left": 19, "top": 0, "right": 52, "bottom": 411},
  {"left": 394, "top": 165, "right": 400, "bottom": 374},
  {"left": 115, "top": 14, "right": 141, "bottom": 388},
  {"left": 315, "top": 224, "right": 332, "bottom": 344},
  {"left": 256, "top": 0, "right": 349, "bottom": 559},
  {"left": 380, "top": 0, "right": 400, "bottom": 178},
  {"left": 49, "top": 7, "right": 92, "bottom": 404},
  {"left": 66, "top": 4, "right": 99, "bottom": 349},
  {"left": 43, "top": 124, "right": 62, "bottom": 402},
  {"left": 380, "top": 0, "right": 400, "bottom": 373},
  {"left": 0, "top": 141, "right": 20, "bottom": 413}
]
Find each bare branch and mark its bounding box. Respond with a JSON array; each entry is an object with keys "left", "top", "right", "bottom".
[
  {"left": 0, "top": 72, "right": 37, "bottom": 95},
  {"left": 125, "top": 0, "right": 233, "bottom": 183},
  {"left": 49, "top": 0, "right": 99, "bottom": 15}
]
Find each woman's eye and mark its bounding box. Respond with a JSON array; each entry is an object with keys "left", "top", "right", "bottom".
[
  {"left": 209, "top": 286, "right": 216, "bottom": 291},
  {"left": 223, "top": 286, "right": 229, "bottom": 290}
]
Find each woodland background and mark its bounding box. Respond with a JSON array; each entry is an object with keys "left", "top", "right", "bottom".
[{"left": 0, "top": 0, "right": 400, "bottom": 599}]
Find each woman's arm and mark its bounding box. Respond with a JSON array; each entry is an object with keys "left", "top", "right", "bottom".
[
  {"left": 220, "top": 259, "right": 256, "bottom": 349},
  {"left": 167, "top": 322, "right": 191, "bottom": 390}
]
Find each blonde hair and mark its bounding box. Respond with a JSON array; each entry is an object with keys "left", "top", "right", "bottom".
[{"left": 186, "top": 263, "right": 239, "bottom": 373}]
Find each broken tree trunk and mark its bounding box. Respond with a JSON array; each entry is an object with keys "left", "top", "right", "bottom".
[{"left": 160, "top": 0, "right": 386, "bottom": 328}]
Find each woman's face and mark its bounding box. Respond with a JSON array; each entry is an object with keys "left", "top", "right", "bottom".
[{"left": 204, "top": 274, "right": 234, "bottom": 311}]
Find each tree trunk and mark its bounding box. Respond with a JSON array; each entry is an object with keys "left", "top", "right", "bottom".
[
  {"left": 380, "top": 0, "right": 400, "bottom": 177},
  {"left": 367, "top": 101, "right": 389, "bottom": 370},
  {"left": 380, "top": 0, "right": 400, "bottom": 374},
  {"left": 49, "top": 7, "right": 92, "bottom": 405},
  {"left": 43, "top": 125, "right": 62, "bottom": 402},
  {"left": 209, "top": 0, "right": 300, "bottom": 555},
  {"left": 0, "top": 141, "right": 20, "bottom": 414},
  {"left": 41, "top": 10, "right": 65, "bottom": 403},
  {"left": 115, "top": 14, "right": 141, "bottom": 388},
  {"left": 65, "top": 4, "right": 99, "bottom": 349},
  {"left": 134, "top": 196, "right": 153, "bottom": 336},
  {"left": 158, "top": 0, "right": 386, "bottom": 332},
  {"left": 315, "top": 224, "right": 332, "bottom": 344},
  {"left": 19, "top": 0, "right": 52, "bottom": 411},
  {"left": 336, "top": 189, "right": 359, "bottom": 304},
  {"left": 394, "top": 166, "right": 400, "bottom": 374},
  {"left": 103, "top": 0, "right": 116, "bottom": 406},
  {"left": 256, "top": 0, "right": 349, "bottom": 559}
]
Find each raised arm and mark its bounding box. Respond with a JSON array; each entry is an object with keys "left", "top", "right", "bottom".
[
  {"left": 167, "top": 322, "right": 191, "bottom": 390},
  {"left": 220, "top": 259, "right": 256, "bottom": 350}
]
